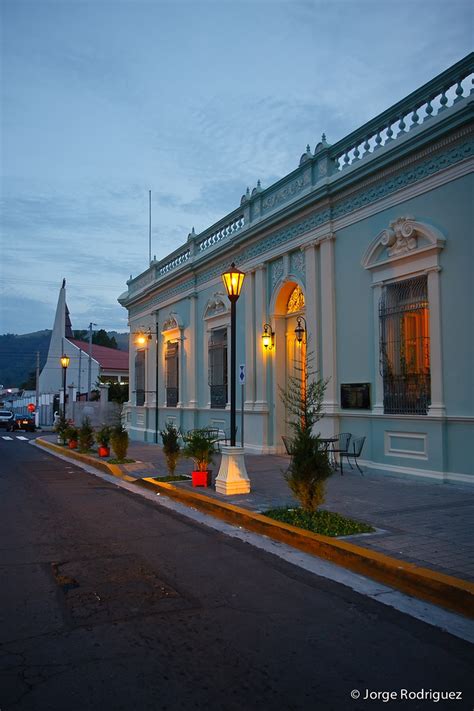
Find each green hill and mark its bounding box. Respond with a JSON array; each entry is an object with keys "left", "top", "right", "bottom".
[{"left": 0, "top": 330, "right": 129, "bottom": 388}]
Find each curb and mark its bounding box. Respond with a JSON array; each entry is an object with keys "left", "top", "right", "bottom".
[{"left": 36, "top": 438, "right": 474, "bottom": 619}]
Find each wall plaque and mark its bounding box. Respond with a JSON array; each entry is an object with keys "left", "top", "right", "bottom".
[{"left": 341, "top": 383, "right": 371, "bottom": 410}]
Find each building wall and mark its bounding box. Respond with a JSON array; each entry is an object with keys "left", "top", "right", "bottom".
[{"left": 120, "top": 59, "right": 474, "bottom": 482}]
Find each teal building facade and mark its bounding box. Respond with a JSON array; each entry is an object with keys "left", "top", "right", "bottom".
[{"left": 119, "top": 54, "right": 474, "bottom": 484}]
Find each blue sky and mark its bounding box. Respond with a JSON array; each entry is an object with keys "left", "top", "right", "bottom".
[{"left": 1, "top": 0, "right": 472, "bottom": 335}]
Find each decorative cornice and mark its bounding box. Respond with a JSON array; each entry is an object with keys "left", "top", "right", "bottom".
[
  {"left": 127, "top": 136, "right": 472, "bottom": 317},
  {"left": 362, "top": 216, "right": 445, "bottom": 270}
]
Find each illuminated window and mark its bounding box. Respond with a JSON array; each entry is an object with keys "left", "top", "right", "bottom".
[
  {"left": 286, "top": 285, "right": 305, "bottom": 314},
  {"left": 379, "top": 276, "right": 430, "bottom": 414},
  {"left": 165, "top": 342, "right": 179, "bottom": 407}
]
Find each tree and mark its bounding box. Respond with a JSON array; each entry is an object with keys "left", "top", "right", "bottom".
[
  {"left": 20, "top": 370, "right": 36, "bottom": 390},
  {"left": 279, "top": 343, "right": 333, "bottom": 512}
]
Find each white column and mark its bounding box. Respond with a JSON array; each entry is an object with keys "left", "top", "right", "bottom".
[
  {"left": 427, "top": 267, "right": 445, "bottom": 416},
  {"left": 319, "top": 234, "right": 338, "bottom": 412},
  {"left": 303, "top": 242, "right": 319, "bottom": 371},
  {"left": 188, "top": 295, "right": 198, "bottom": 408},
  {"left": 178, "top": 329, "right": 184, "bottom": 408},
  {"left": 372, "top": 283, "right": 384, "bottom": 413},
  {"left": 244, "top": 271, "right": 256, "bottom": 407},
  {"left": 254, "top": 264, "right": 268, "bottom": 410}
]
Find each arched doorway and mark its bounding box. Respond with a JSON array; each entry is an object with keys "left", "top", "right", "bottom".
[{"left": 271, "top": 282, "right": 306, "bottom": 451}]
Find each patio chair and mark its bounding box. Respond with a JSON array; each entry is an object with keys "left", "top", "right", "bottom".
[
  {"left": 340, "top": 436, "right": 366, "bottom": 475},
  {"left": 281, "top": 435, "right": 293, "bottom": 455},
  {"left": 330, "top": 432, "right": 352, "bottom": 475}
]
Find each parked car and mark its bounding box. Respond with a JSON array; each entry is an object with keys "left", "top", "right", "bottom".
[
  {"left": 0, "top": 410, "right": 15, "bottom": 430},
  {"left": 13, "top": 413, "right": 36, "bottom": 432}
]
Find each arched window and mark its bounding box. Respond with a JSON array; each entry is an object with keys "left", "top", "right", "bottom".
[{"left": 286, "top": 285, "right": 305, "bottom": 314}]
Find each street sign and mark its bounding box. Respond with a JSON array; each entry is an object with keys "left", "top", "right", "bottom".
[{"left": 239, "top": 364, "right": 245, "bottom": 385}]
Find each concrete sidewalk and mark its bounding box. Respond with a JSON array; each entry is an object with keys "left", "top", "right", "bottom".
[{"left": 40, "top": 434, "right": 474, "bottom": 583}]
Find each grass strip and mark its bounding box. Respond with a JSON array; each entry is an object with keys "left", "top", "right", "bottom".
[{"left": 263, "top": 507, "right": 375, "bottom": 537}]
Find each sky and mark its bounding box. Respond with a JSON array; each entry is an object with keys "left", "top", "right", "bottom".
[{"left": 1, "top": 0, "right": 472, "bottom": 335}]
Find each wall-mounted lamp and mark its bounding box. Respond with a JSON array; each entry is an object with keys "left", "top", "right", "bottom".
[
  {"left": 262, "top": 323, "right": 274, "bottom": 350},
  {"left": 294, "top": 316, "right": 307, "bottom": 345},
  {"left": 133, "top": 327, "right": 153, "bottom": 347}
]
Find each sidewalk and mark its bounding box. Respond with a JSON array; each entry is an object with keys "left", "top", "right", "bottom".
[{"left": 41, "top": 435, "right": 474, "bottom": 583}]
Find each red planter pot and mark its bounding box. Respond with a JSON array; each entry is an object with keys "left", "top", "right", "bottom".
[
  {"left": 68, "top": 440, "right": 78, "bottom": 449},
  {"left": 98, "top": 446, "right": 110, "bottom": 458},
  {"left": 192, "top": 470, "right": 211, "bottom": 487}
]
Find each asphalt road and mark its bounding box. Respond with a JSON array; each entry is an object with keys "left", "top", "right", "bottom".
[{"left": 0, "top": 436, "right": 473, "bottom": 711}]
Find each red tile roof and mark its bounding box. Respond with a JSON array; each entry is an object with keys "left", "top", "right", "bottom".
[{"left": 69, "top": 339, "right": 129, "bottom": 372}]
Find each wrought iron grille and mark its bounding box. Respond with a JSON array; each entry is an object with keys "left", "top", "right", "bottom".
[
  {"left": 135, "top": 351, "right": 145, "bottom": 406},
  {"left": 379, "top": 276, "right": 431, "bottom": 415},
  {"left": 165, "top": 342, "right": 179, "bottom": 407},
  {"left": 209, "top": 328, "right": 228, "bottom": 408}
]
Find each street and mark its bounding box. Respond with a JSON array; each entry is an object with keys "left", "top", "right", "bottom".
[{"left": 0, "top": 437, "right": 473, "bottom": 711}]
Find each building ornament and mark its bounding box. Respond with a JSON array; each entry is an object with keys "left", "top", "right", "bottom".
[
  {"left": 203, "top": 293, "right": 229, "bottom": 320},
  {"left": 162, "top": 312, "right": 181, "bottom": 332},
  {"left": 362, "top": 217, "right": 446, "bottom": 270}
]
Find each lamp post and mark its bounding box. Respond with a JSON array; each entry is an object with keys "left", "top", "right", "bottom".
[
  {"left": 215, "top": 263, "right": 250, "bottom": 495},
  {"left": 221, "top": 263, "right": 245, "bottom": 446},
  {"left": 60, "top": 354, "right": 70, "bottom": 420}
]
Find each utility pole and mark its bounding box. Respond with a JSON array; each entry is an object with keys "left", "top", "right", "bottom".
[
  {"left": 77, "top": 348, "right": 82, "bottom": 400},
  {"left": 35, "top": 351, "right": 40, "bottom": 427},
  {"left": 87, "top": 322, "right": 97, "bottom": 401},
  {"left": 149, "top": 189, "right": 152, "bottom": 266}
]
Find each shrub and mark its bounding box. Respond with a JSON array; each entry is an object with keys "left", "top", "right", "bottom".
[
  {"left": 160, "top": 422, "right": 181, "bottom": 477},
  {"left": 78, "top": 417, "right": 94, "bottom": 452},
  {"left": 64, "top": 424, "right": 79, "bottom": 442},
  {"left": 182, "top": 430, "right": 216, "bottom": 472},
  {"left": 54, "top": 414, "right": 69, "bottom": 444},
  {"left": 110, "top": 424, "right": 129, "bottom": 462},
  {"left": 95, "top": 424, "right": 112, "bottom": 448}
]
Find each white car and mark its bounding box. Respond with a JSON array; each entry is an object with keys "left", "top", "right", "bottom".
[{"left": 0, "top": 410, "right": 15, "bottom": 430}]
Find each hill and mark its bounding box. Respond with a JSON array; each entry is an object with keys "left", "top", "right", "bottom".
[{"left": 0, "top": 330, "right": 129, "bottom": 388}]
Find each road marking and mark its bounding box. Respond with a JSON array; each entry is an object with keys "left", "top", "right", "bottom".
[
  {"left": 16, "top": 436, "right": 29, "bottom": 440},
  {"left": 2, "top": 436, "right": 14, "bottom": 440}
]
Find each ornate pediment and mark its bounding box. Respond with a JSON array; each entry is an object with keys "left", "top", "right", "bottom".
[
  {"left": 162, "top": 312, "right": 182, "bottom": 332},
  {"left": 204, "top": 292, "right": 229, "bottom": 320},
  {"left": 362, "top": 217, "right": 445, "bottom": 270}
]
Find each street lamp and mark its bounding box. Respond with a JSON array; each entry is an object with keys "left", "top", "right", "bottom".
[
  {"left": 60, "top": 354, "right": 70, "bottom": 419},
  {"left": 215, "top": 262, "right": 250, "bottom": 496},
  {"left": 221, "top": 263, "right": 245, "bottom": 446}
]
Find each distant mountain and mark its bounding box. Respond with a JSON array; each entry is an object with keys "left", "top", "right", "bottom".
[{"left": 0, "top": 330, "right": 129, "bottom": 388}]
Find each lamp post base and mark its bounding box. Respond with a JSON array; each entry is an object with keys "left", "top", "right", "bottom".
[{"left": 215, "top": 446, "right": 250, "bottom": 495}]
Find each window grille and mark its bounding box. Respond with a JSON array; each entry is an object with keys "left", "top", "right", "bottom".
[
  {"left": 209, "top": 328, "right": 228, "bottom": 408},
  {"left": 135, "top": 350, "right": 145, "bottom": 406},
  {"left": 165, "top": 341, "right": 179, "bottom": 407},
  {"left": 379, "top": 276, "right": 430, "bottom": 415}
]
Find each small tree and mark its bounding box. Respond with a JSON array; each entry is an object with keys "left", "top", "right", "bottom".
[
  {"left": 160, "top": 422, "right": 181, "bottom": 477},
  {"left": 110, "top": 422, "right": 129, "bottom": 461},
  {"left": 279, "top": 344, "right": 332, "bottom": 512},
  {"left": 78, "top": 416, "right": 94, "bottom": 452},
  {"left": 54, "top": 413, "right": 69, "bottom": 445}
]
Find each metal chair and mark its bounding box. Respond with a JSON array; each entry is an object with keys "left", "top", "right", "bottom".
[
  {"left": 340, "top": 436, "right": 366, "bottom": 475},
  {"left": 331, "top": 433, "right": 352, "bottom": 475},
  {"left": 281, "top": 435, "right": 293, "bottom": 455}
]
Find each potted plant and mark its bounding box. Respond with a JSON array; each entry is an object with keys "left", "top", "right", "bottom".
[
  {"left": 110, "top": 423, "right": 129, "bottom": 462},
  {"left": 65, "top": 424, "right": 79, "bottom": 449},
  {"left": 95, "top": 424, "right": 111, "bottom": 457},
  {"left": 183, "top": 430, "right": 217, "bottom": 487},
  {"left": 160, "top": 422, "right": 181, "bottom": 477}
]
